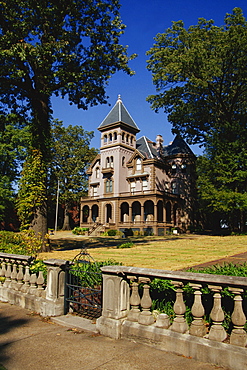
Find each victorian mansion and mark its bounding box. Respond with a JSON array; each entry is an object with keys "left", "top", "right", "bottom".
[{"left": 80, "top": 96, "right": 196, "bottom": 236}]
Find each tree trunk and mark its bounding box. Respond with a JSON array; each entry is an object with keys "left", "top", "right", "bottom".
[
  {"left": 29, "top": 91, "right": 52, "bottom": 248},
  {"left": 62, "top": 202, "right": 71, "bottom": 230},
  {"left": 30, "top": 204, "right": 50, "bottom": 252}
]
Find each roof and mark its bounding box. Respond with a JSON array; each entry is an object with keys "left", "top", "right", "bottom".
[
  {"left": 136, "top": 134, "right": 194, "bottom": 160},
  {"left": 98, "top": 95, "right": 140, "bottom": 132},
  {"left": 164, "top": 135, "right": 194, "bottom": 156}
]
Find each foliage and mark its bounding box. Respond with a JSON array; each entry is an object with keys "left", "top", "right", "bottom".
[
  {"left": 116, "top": 242, "right": 135, "bottom": 249},
  {"left": 106, "top": 229, "right": 118, "bottom": 236},
  {"left": 147, "top": 8, "right": 247, "bottom": 232},
  {"left": 72, "top": 227, "right": 89, "bottom": 235},
  {"left": 0, "top": 0, "right": 135, "bottom": 236},
  {"left": 29, "top": 260, "right": 47, "bottom": 281},
  {"left": 50, "top": 120, "right": 98, "bottom": 229},
  {"left": 69, "top": 259, "right": 121, "bottom": 287},
  {"left": 187, "top": 262, "right": 247, "bottom": 277},
  {"left": 0, "top": 230, "right": 44, "bottom": 256},
  {"left": 0, "top": 115, "right": 29, "bottom": 222},
  {"left": 16, "top": 149, "right": 47, "bottom": 230}
]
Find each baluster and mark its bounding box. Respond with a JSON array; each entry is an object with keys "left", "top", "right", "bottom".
[
  {"left": 10, "top": 261, "right": 18, "bottom": 289},
  {"left": 3, "top": 259, "right": 12, "bottom": 288},
  {"left": 36, "top": 271, "right": 45, "bottom": 297},
  {"left": 229, "top": 287, "right": 247, "bottom": 347},
  {"left": 208, "top": 285, "right": 227, "bottom": 342},
  {"left": 138, "top": 277, "right": 155, "bottom": 326},
  {"left": 21, "top": 265, "right": 31, "bottom": 293},
  {"left": 16, "top": 262, "right": 24, "bottom": 290},
  {"left": 189, "top": 283, "right": 207, "bottom": 337},
  {"left": 127, "top": 276, "right": 141, "bottom": 322},
  {"left": 29, "top": 273, "right": 37, "bottom": 294},
  {"left": 170, "top": 281, "right": 188, "bottom": 333},
  {"left": 155, "top": 313, "right": 170, "bottom": 329},
  {"left": 0, "top": 260, "right": 6, "bottom": 286}
]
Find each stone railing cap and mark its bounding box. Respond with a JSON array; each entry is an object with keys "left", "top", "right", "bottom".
[
  {"left": 43, "top": 258, "right": 70, "bottom": 267},
  {"left": 100, "top": 265, "right": 247, "bottom": 287},
  {"left": 0, "top": 252, "right": 34, "bottom": 263}
]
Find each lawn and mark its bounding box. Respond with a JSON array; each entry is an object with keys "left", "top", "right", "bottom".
[{"left": 38, "top": 233, "right": 247, "bottom": 270}]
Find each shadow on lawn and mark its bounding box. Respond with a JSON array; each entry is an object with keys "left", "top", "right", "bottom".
[{"left": 49, "top": 236, "right": 185, "bottom": 252}]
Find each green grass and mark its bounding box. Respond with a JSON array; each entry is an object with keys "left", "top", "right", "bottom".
[{"left": 38, "top": 234, "right": 247, "bottom": 271}]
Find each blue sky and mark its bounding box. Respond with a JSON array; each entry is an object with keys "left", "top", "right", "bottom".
[{"left": 51, "top": 0, "right": 247, "bottom": 155}]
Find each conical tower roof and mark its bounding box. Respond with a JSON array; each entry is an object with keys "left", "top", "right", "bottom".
[{"left": 98, "top": 95, "right": 140, "bottom": 132}]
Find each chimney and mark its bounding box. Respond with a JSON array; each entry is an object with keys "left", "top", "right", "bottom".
[{"left": 156, "top": 135, "right": 163, "bottom": 159}]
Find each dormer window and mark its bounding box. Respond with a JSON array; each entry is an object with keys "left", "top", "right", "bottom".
[
  {"left": 172, "top": 163, "right": 177, "bottom": 173},
  {"left": 136, "top": 158, "right": 142, "bottom": 171},
  {"left": 95, "top": 167, "right": 100, "bottom": 178},
  {"left": 181, "top": 163, "right": 187, "bottom": 173}
]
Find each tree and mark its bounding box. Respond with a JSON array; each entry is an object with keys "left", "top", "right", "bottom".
[
  {"left": 0, "top": 114, "right": 29, "bottom": 227},
  {"left": 50, "top": 120, "right": 98, "bottom": 230},
  {"left": 146, "top": 8, "right": 247, "bottom": 232},
  {"left": 0, "top": 0, "right": 134, "bottom": 241}
]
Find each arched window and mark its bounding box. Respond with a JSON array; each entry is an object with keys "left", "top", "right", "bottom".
[
  {"left": 110, "top": 156, "right": 114, "bottom": 168},
  {"left": 136, "top": 158, "right": 142, "bottom": 171},
  {"left": 114, "top": 132, "right": 117, "bottom": 141},
  {"left": 122, "top": 132, "right": 125, "bottom": 142},
  {"left": 126, "top": 134, "right": 129, "bottom": 143},
  {"left": 95, "top": 167, "right": 100, "bottom": 178},
  {"left": 104, "top": 134, "right": 107, "bottom": 144},
  {"left": 130, "top": 136, "right": 133, "bottom": 145},
  {"left": 122, "top": 156, "right": 125, "bottom": 167},
  {"left": 106, "top": 157, "right": 110, "bottom": 168},
  {"left": 171, "top": 163, "right": 177, "bottom": 173},
  {"left": 109, "top": 133, "right": 112, "bottom": 142}
]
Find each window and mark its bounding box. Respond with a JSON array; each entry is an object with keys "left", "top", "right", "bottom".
[
  {"left": 130, "top": 181, "right": 136, "bottom": 194},
  {"left": 122, "top": 132, "right": 125, "bottom": 142},
  {"left": 95, "top": 167, "right": 100, "bottom": 178},
  {"left": 136, "top": 158, "right": 142, "bottom": 171},
  {"left": 122, "top": 156, "right": 125, "bottom": 167},
  {"left": 172, "top": 163, "right": 177, "bottom": 173},
  {"left": 106, "top": 179, "right": 113, "bottom": 193},
  {"left": 92, "top": 186, "right": 97, "bottom": 196},
  {"left": 130, "top": 136, "right": 133, "bottom": 145},
  {"left": 114, "top": 132, "right": 117, "bottom": 141},
  {"left": 126, "top": 134, "right": 129, "bottom": 143},
  {"left": 110, "top": 156, "right": 114, "bottom": 168},
  {"left": 106, "top": 157, "right": 110, "bottom": 168},
  {"left": 142, "top": 179, "right": 148, "bottom": 191},
  {"left": 104, "top": 135, "right": 107, "bottom": 144},
  {"left": 172, "top": 181, "right": 177, "bottom": 194},
  {"left": 109, "top": 133, "right": 112, "bottom": 142},
  {"left": 181, "top": 163, "right": 187, "bottom": 173}
]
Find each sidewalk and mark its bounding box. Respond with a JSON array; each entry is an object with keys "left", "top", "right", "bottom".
[{"left": 0, "top": 302, "right": 225, "bottom": 370}]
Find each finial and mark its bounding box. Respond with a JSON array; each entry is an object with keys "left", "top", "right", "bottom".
[{"left": 117, "top": 94, "right": 122, "bottom": 102}]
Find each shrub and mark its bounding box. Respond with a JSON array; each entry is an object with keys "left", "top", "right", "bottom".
[
  {"left": 72, "top": 227, "right": 89, "bottom": 235},
  {"left": 116, "top": 242, "right": 135, "bottom": 249},
  {"left": 0, "top": 230, "right": 44, "bottom": 256},
  {"left": 107, "top": 229, "right": 117, "bottom": 236}
]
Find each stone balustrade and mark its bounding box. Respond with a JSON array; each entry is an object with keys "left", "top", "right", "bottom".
[
  {"left": 96, "top": 265, "right": 247, "bottom": 370},
  {"left": 0, "top": 252, "right": 68, "bottom": 316}
]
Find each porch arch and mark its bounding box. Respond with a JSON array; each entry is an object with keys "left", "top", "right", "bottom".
[
  {"left": 144, "top": 200, "right": 154, "bottom": 222},
  {"left": 82, "top": 205, "right": 89, "bottom": 223},
  {"left": 157, "top": 200, "right": 164, "bottom": 222},
  {"left": 92, "top": 204, "right": 99, "bottom": 222},
  {"left": 120, "top": 202, "right": 129, "bottom": 222},
  {"left": 132, "top": 201, "right": 141, "bottom": 222}
]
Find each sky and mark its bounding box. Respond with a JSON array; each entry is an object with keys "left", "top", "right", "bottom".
[{"left": 51, "top": 0, "right": 247, "bottom": 156}]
